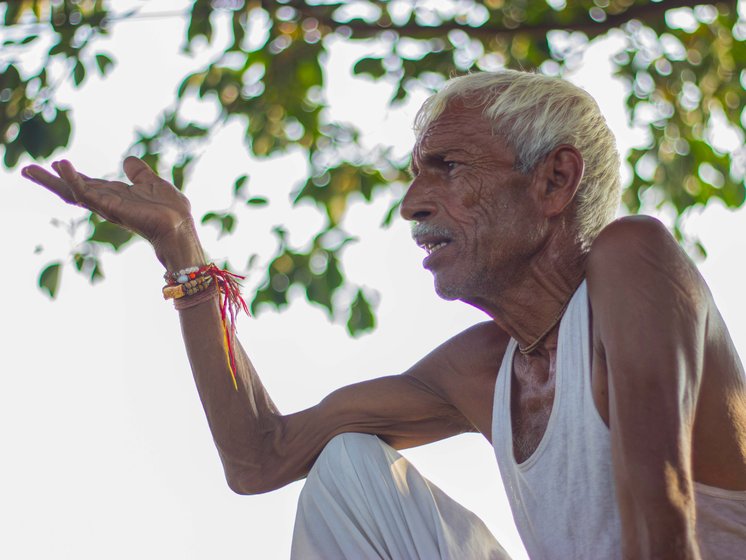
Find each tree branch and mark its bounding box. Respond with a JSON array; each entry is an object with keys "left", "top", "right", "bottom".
[{"left": 292, "top": 0, "right": 734, "bottom": 41}]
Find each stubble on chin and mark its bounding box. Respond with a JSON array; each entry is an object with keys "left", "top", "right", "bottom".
[{"left": 431, "top": 265, "right": 494, "bottom": 302}]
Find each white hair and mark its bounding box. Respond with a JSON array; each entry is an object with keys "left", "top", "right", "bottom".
[{"left": 414, "top": 70, "right": 621, "bottom": 248}]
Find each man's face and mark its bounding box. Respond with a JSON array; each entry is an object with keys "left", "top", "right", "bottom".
[{"left": 401, "top": 100, "right": 546, "bottom": 303}]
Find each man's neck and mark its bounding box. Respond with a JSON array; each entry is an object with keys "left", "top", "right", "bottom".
[{"left": 464, "top": 233, "right": 587, "bottom": 356}]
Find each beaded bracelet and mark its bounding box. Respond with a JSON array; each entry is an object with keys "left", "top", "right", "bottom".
[
  {"left": 173, "top": 281, "right": 219, "bottom": 311},
  {"left": 162, "top": 263, "right": 250, "bottom": 391},
  {"left": 162, "top": 275, "right": 213, "bottom": 299},
  {"left": 163, "top": 266, "right": 201, "bottom": 286}
]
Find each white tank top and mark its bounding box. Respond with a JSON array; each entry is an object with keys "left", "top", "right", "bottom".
[{"left": 491, "top": 281, "right": 746, "bottom": 559}]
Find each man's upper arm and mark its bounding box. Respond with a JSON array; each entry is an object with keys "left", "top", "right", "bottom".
[
  {"left": 587, "top": 216, "right": 708, "bottom": 555},
  {"left": 259, "top": 321, "right": 507, "bottom": 492}
]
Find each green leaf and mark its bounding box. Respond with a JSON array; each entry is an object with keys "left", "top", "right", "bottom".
[
  {"left": 73, "top": 253, "right": 85, "bottom": 271},
  {"left": 306, "top": 277, "right": 333, "bottom": 314},
  {"left": 201, "top": 211, "right": 236, "bottom": 237},
  {"left": 233, "top": 174, "right": 248, "bottom": 195},
  {"left": 186, "top": 1, "right": 214, "bottom": 47},
  {"left": 4, "top": 1, "right": 23, "bottom": 24},
  {"left": 95, "top": 53, "right": 115, "bottom": 76},
  {"left": 346, "top": 289, "right": 375, "bottom": 336},
  {"left": 73, "top": 60, "right": 86, "bottom": 87},
  {"left": 353, "top": 57, "right": 386, "bottom": 79},
  {"left": 50, "top": 109, "right": 72, "bottom": 149},
  {"left": 174, "top": 123, "right": 208, "bottom": 137},
  {"left": 247, "top": 197, "right": 268, "bottom": 206},
  {"left": 90, "top": 261, "right": 104, "bottom": 283},
  {"left": 89, "top": 221, "right": 135, "bottom": 251},
  {"left": 381, "top": 198, "right": 402, "bottom": 227},
  {"left": 4, "top": 139, "right": 24, "bottom": 167},
  {"left": 201, "top": 211, "right": 219, "bottom": 224},
  {"left": 48, "top": 41, "right": 63, "bottom": 56},
  {"left": 171, "top": 161, "right": 189, "bottom": 191},
  {"left": 18, "top": 115, "right": 54, "bottom": 159},
  {"left": 38, "top": 262, "right": 62, "bottom": 298},
  {"left": 73, "top": 251, "right": 105, "bottom": 282},
  {"left": 221, "top": 213, "right": 235, "bottom": 234}
]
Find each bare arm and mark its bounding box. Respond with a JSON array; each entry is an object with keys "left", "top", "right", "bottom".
[
  {"left": 588, "top": 216, "right": 705, "bottom": 560},
  {"left": 174, "top": 273, "right": 476, "bottom": 493},
  {"left": 23, "top": 158, "right": 489, "bottom": 494}
]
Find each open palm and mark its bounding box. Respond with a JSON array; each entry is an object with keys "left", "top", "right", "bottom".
[{"left": 22, "top": 156, "right": 194, "bottom": 251}]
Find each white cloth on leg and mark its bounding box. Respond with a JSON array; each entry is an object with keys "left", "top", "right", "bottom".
[{"left": 291, "top": 433, "right": 510, "bottom": 560}]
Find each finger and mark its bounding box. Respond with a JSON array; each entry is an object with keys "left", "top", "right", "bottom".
[
  {"left": 123, "top": 156, "right": 160, "bottom": 185},
  {"left": 22, "top": 164, "right": 77, "bottom": 203},
  {"left": 73, "top": 170, "right": 130, "bottom": 190},
  {"left": 52, "top": 159, "right": 107, "bottom": 208},
  {"left": 77, "top": 172, "right": 108, "bottom": 184}
]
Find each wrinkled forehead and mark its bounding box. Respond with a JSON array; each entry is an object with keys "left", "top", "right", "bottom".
[
  {"left": 414, "top": 101, "right": 492, "bottom": 152},
  {"left": 411, "top": 98, "right": 513, "bottom": 167}
]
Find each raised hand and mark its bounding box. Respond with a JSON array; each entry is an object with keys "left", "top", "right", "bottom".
[{"left": 22, "top": 156, "right": 202, "bottom": 268}]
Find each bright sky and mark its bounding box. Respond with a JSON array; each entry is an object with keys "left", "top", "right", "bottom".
[{"left": 2, "top": 2, "right": 745, "bottom": 559}]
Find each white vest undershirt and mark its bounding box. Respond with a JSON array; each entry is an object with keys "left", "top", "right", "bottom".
[{"left": 491, "top": 281, "right": 746, "bottom": 559}]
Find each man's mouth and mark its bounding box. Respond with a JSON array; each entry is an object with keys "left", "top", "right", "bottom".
[
  {"left": 411, "top": 222, "right": 454, "bottom": 259},
  {"left": 419, "top": 239, "right": 450, "bottom": 255}
]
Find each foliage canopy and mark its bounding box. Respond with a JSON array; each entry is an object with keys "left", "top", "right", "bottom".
[{"left": 2, "top": 0, "right": 744, "bottom": 335}]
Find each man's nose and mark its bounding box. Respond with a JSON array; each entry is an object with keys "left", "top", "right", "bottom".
[{"left": 400, "top": 177, "right": 437, "bottom": 222}]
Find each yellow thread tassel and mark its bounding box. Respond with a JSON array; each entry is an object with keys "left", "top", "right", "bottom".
[
  {"left": 218, "top": 290, "right": 239, "bottom": 391},
  {"left": 222, "top": 321, "right": 238, "bottom": 391}
]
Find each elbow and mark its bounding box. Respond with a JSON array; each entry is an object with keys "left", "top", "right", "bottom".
[
  {"left": 221, "top": 448, "right": 289, "bottom": 495},
  {"left": 219, "top": 418, "right": 296, "bottom": 495},
  {"left": 217, "top": 452, "right": 274, "bottom": 495},
  {"left": 224, "top": 468, "right": 275, "bottom": 496},
  {"left": 226, "top": 475, "right": 261, "bottom": 496}
]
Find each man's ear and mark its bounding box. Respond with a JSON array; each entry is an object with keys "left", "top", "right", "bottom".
[{"left": 535, "top": 144, "right": 584, "bottom": 217}]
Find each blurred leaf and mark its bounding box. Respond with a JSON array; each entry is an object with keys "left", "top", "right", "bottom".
[
  {"left": 38, "top": 262, "right": 61, "bottom": 298},
  {"left": 233, "top": 174, "right": 248, "bottom": 195},
  {"left": 186, "top": 0, "right": 214, "bottom": 47},
  {"left": 73, "top": 60, "right": 86, "bottom": 87},
  {"left": 201, "top": 211, "right": 236, "bottom": 237},
  {"left": 171, "top": 157, "right": 194, "bottom": 191},
  {"left": 352, "top": 57, "right": 386, "bottom": 78},
  {"left": 95, "top": 53, "right": 115, "bottom": 76},
  {"left": 90, "top": 261, "right": 104, "bottom": 283},
  {"left": 89, "top": 221, "right": 135, "bottom": 251},
  {"left": 346, "top": 289, "right": 376, "bottom": 337},
  {"left": 381, "top": 197, "right": 402, "bottom": 227},
  {"left": 8, "top": 0, "right": 746, "bottom": 336}
]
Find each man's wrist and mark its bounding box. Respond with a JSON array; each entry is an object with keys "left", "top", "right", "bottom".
[{"left": 154, "top": 219, "right": 208, "bottom": 272}]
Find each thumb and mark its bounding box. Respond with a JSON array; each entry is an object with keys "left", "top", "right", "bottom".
[{"left": 123, "top": 156, "right": 159, "bottom": 184}]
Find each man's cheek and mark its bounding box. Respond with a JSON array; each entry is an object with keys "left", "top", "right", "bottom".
[{"left": 459, "top": 174, "right": 490, "bottom": 209}]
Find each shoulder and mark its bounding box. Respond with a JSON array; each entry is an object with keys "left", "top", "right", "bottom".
[
  {"left": 586, "top": 216, "right": 712, "bottom": 362},
  {"left": 407, "top": 321, "right": 510, "bottom": 381},
  {"left": 586, "top": 215, "right": 707, "bottom": 305},
  {"left": 405, "top": 321, "right": 510, "bottom": 433},
  {"left": 443, "top": 321, "right": 512, "bottom": 355},
  {"left": 588, "top": 215, "right": 680, "bottom": 269}
]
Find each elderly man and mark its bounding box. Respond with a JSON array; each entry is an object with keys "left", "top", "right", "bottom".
[{"left": 24, "top": 70, "right": 746, "bottom": 559}]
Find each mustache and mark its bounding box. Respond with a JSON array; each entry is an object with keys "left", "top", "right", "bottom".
[{"left": 410, "top": 222, "right": 455, "bottom": 241}]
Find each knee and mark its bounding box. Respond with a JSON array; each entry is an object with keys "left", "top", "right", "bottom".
[
  {"left": 318, "top": 432, "right": 381, "bottom": 462},
  {"left": 312, "top": 433, "right": 386, "bottom": 477}
]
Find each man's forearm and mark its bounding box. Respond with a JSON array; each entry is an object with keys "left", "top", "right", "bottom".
[
  {"left": 623, "top": 512, "right": 700, "bottom": 560},
  {"left": 617, "top": 471, "right": 701, "bottom": 560},
  {"left": 160, "top": 231, "right": 284, "bottom": 494}
]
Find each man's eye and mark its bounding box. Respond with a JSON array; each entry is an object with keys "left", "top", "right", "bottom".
[{"left": 445, "top": 161, "right": 459, "bottom": 171}]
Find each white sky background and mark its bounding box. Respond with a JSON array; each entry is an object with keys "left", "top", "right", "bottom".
[{"left": 1, "top": 1, "right": 745, "bottom": 559}]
